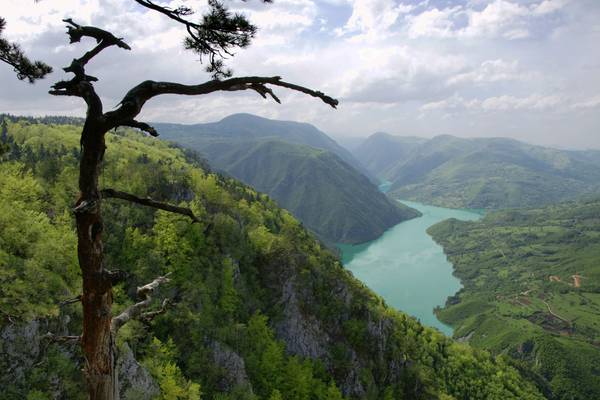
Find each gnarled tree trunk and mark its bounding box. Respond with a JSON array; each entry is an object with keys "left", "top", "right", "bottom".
[{"left": 76, "top": 121, "right": 116, "bottom": 400}]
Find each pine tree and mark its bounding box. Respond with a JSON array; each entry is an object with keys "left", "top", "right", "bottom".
[
  {"left": 36, "top": 2, "right": 338, "bottom": 399},
  {"left": 0, "top": 17, "right": 52, "bottom": 82}
]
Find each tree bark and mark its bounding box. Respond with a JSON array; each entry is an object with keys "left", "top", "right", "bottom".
[{"left": 76, "top": 120, "right": 117, "bottom": 400}]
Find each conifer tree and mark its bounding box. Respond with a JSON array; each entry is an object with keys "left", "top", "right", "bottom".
[
  {"left": 38, "top": 2, "right": 338, "bottom": 399},
  {"left": 0, "top": 17, "right": 52, "bottom": 82}
]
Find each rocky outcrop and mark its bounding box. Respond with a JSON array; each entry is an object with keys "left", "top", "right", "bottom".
[
  {"left": 1, "top": 319, "right": 158, "bottom": 399},
  {"left": 210, "top": 341, "right": 253, "bottom": 393},
  {"left": 117, "top": 342, "right": 160, "bottom": 399},
  {"left": 275, "top": 277, "right": 330, "bottom": 359},
  {"left": 1, "top": 319, "right": 46, "bottom": 383}
]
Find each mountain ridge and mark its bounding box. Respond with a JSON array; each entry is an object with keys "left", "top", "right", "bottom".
[
  {"left": 353, "top": 132, "right": 600, "bottom": 209},
  {"left": 155, "top": 114, "right": 418, "bottom": 244}
]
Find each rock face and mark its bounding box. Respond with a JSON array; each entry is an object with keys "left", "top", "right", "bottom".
[
  {"left": 0, "top": 319, "right": 159, "bottom": 399},
  {"left": 1, "top": 319, "right": 47, "bottom": 383},
  {"left": 275, "top": 277, "right": 330, "bottom": 360},
  {"left": 210, "top": 341, "right": 253, "bottom": 393},
  {"left": 266, "top": 266, "right": 408, "bottom": 398},
  {"left": 117, "top": 343, "right": 160, "bottom": 400}
]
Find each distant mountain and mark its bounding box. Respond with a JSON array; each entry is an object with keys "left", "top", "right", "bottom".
[
  {"left": 354, "top": 132, "right": 427, "bottom": 180},
  {"left": 353, "top": 133, "right": 600, "bottom": 209},
  {"left": 329, "top": 135, "right": 366, "bottom": 152},
  {"left": 156, "top": 114, "right": 419, "bottom": 244},
  {"left": 156, "top": 113, "right": 375, "bottom": 181}
]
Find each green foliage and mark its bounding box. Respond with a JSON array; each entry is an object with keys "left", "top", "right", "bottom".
[
  {"left": 0, "top": 119, "right": 545, "bottom": 400},
  {"left": 0, "top": 162, "right": 79, "bottom": 318},
  {"left": 0, "top": 18, "right": 52, "bottom": 82},
  {"left": 142, "top": 338, "right": 201, "bottom": 400},
  {"left": 429, "top": 200, "right": 600, "bottom": 399}
]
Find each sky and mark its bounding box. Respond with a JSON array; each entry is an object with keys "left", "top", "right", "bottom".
[{"left": 1, "top": 0, "right": 599, "bottom": 149}]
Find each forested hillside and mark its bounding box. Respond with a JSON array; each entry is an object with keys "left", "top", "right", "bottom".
[
  {"left": 156, "top": 114, "right": 417, "bottom": 244},
  {"left": 155, "top": 113, "right": 371, "bottom": 179},
  {"left": 428, "top": 200, "right": 600, "bottom": 400},
  {"left": 0, "top": 118, "right": 544, "bottom": 399},
  {"left": 353, "top": 133, "right": 600, "bottom": 209}
]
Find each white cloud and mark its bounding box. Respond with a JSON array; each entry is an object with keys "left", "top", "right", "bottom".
[
  {"left": 572, "top": 95, "right": 600, "bottom": 109},
  {"left": 336, "top": 45, "right": 466, "bottom": 103},
  {"left": 407, "top": 6, "right": 460, "bottom": 39},
  {"left": 407, "top": 0, "right": 569, "bottom": 40},
  {"left": 533, "top": 0, "right": 571, "bottom": 15},
  {"left": 422, "top": 93, "right": 565, "bottom": 112},
  {"left": 447, "top": 59, "right": 534, "bottom": 85},
  {"left": 480, "top": 94, "right": 563, "bottom": 110},
  {"left": 338, "top": 0, "right": 415, "bottom": 38}
]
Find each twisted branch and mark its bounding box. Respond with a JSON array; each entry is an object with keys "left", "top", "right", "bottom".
[
  {"left": 101, "top": 188, "right": 200, "bottom": 222},
  {"left": 120, "top": 120, "right": 159, "bottom": 137},
  {"left": 140, "top": 298, "right": 172, "bottom": 324},
  {"left": 105, "top": 76, "right": 337, "bottom": 128},
  {"left": 43, "top": 332, "right": 81, "bottom": 344},
  {"left": 49, "top": 19, "right": 130, "bottom": 117},
  {"left": 111, "top": 273, "right": 171, "bottom": 333}
]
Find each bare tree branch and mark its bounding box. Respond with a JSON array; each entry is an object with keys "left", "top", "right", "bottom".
[
  {"left": 120, "top": 120, "right": 159, "bottom": 137},
  {"left": 43, "top": 332, "right": 82, "bottom": 344},
  {"left": 59, "top": 295, "right": 82, "bottom": 307},
  {"left": 100, "top": 188, "right": 201, "bottom": 222},
  {"left": 139, "top": 298, "right": 172, "bottom": 324},
  {"left": 111, "top": 273, "right": 171, "bottom": 333},
  {"left": 49, "top": 19, "right": 131, "bottom": 118},
  {"left": 105, "top": 76, "right": 338, "bottom": 127}
]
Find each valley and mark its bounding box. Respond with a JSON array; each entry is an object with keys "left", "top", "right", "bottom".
[
  {"left": 2, "top": 2, "right": 598, "bottom": 399},
  {"left": 0, "top": 118, "right": 545, "bottom": 399}
]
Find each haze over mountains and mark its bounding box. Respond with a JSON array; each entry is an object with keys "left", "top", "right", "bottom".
[
  {"left": 353, "top": 132, "right": 600, "bottom": 209},
  {"left": 156, "top": 114, "right": 418, "bottom": 244}
]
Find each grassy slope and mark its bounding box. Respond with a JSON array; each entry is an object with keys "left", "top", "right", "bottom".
[
  {"left": 428, "top": 200, "right": 600, "bottom": 399},
  {"left": 0, "top": 119, "right": 544, "bottom": 400},
  {"left": 354, "top": 133, "right": 600, "bottom": 209}
]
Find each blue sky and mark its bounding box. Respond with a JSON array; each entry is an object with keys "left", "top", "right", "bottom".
[{"left": 1, "top": 0, "right": 599, "bottom": 149}]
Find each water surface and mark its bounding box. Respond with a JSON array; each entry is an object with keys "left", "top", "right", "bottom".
[{"left": 338, "top": 200, "right": 481, "bottom": 336}]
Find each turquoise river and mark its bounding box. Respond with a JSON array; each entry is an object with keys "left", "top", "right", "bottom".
[{"left": 338, "top": 200, "right": 482, "bottom": 336}]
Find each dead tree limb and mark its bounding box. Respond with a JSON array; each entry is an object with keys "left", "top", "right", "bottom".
[
  {"left": 140, "top": 298, "right": 172, "bottom": 324},
  {"left": 43, "top": 332, "right": 82, "bottom": 344},
  {"left": 59, "top": 295, "right": 82, "bottom": 307},
  {"left": 119, "top": 120, "right": 159, "bottom": 137},
  {"left": 100, "top": 188, "right": 200, "bottom": 222},
  {"left": 111, "top": 273, "right": 171, "bottom": 334},
  {"left": 104, "top": 76, "right": 337, "bottom": 129}
]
